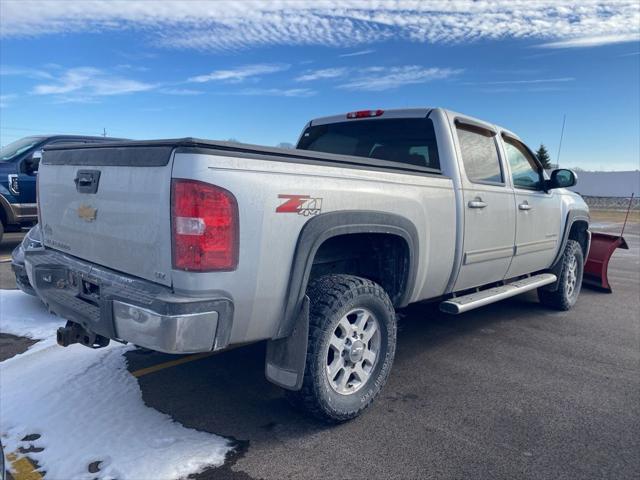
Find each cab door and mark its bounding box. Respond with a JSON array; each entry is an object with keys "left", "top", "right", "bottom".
[
  {"left": 452, "top": 118, "right": 516, "bottom": 291},
  {"left": 501, "top": 135, "right": 562, "bottom": 277}
]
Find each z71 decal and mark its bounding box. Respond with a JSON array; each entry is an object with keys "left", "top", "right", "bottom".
[{"left": 276, "top": 194, "right": 323, "bottom": 216}]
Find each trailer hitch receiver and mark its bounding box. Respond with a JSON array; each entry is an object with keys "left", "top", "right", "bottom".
[{"left": 57, "top": 321, "right": 110, "bottom": 349}]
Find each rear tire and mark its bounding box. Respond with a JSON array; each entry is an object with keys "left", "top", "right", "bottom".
[
  {"left": 538, "top": 239, "right": 584, "bottom": 310},
  {"left": 286, "top": 274, "right": 397, "bottom": 423},
  {"left": 0, "top": 220, "right": 4, "bottom": 244}
]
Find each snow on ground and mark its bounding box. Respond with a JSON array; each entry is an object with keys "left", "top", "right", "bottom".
[{"left": 0, "top": 290, "right": 232, "bottom": 479}]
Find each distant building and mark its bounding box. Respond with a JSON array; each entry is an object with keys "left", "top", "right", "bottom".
[{"left": 567, "top": 170, "right": 639, "bottom": 197}]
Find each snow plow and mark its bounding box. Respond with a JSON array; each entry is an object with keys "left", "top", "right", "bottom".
[
  {"left": 583, "top": 195, "right": 634, "bottom": 293},
  {"left": 583, "top": 232, "right": 629, "bottom": 292}
]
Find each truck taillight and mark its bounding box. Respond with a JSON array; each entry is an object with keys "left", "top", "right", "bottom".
[
  {"left": 171, "top": 179, "right": 239, "bottom": 272},
  {"left": 346, "top": 109, "right": 384, "bottom": 119}
]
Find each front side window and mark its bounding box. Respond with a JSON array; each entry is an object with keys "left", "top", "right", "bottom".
[
  {"left": 503, "top": 137, "right": 542, "bottom": 189},
  {"left": 297, "top": 118, "right": 440, "bottom": 171},
  {"left": 456, "top": 125, "right": 503, "bottom": 184}
]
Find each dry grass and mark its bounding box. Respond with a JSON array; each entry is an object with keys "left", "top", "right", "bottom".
[{"left": 589, "top": 209, "right": 640, "bottom": 224}]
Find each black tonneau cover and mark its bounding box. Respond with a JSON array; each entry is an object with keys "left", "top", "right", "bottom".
[{"left": 43, "top": 137, "right": 442, "bottom": 176}]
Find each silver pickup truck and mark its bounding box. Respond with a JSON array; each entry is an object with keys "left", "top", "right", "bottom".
[{"left": 25, "top": 107, "right": 589, "bottom": 422}]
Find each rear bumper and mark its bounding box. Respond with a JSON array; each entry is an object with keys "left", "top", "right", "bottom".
[{"left": 25, "top": 248, "right": 233, "bottom": 353}]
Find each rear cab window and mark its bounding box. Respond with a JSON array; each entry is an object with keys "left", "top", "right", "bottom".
[{"left": 297, "top": 118, "right": 440, "bottom": 171}]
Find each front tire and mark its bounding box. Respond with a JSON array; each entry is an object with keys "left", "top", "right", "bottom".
[
  {"left": 538, "top": 239, "right": 584, "bottom": 310},
  {"left": 287, "top": 274, "right": 397, "bottom": 423}
]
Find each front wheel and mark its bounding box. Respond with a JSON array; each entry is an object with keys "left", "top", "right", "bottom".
[
  {"left": 287, "top": 274, "right": 397, "bottom": 423},
  {"left": 538, "top": 239, "right": 584, "bottom": 310}
]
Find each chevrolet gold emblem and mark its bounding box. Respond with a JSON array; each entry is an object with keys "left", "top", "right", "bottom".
[{"left": 77, "top": 205, "right": 97, "bottom": 222}]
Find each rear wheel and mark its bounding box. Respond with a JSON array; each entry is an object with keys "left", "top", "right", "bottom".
[
  {"left": 0, "top": 220, "right": 4, "bottom": 244},
  {"left": 286, "top": 274, "right": 397, "bottom": 423},
  {"left": 538, "top": 239, "right": 584, "bottom": 310}
]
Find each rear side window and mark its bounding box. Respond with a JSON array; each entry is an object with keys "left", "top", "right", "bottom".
[
  {"left": 456, "top": 125, "right": 503, "bottom": 184},
  {"left": 297, "top": 118, "right": 440, "bottom": 171}
]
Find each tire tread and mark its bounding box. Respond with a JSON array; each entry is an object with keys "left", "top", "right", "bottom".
[
  {"left": 538, "top": 239, "right": 584, "bottom": 310},
  {"left": 287, "top": 274, "right": 396, "bottom": 423}
]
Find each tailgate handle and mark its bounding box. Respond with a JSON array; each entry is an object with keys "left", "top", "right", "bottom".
[{"left": 74, "top": 170, "right": 101, "bottom": 194}]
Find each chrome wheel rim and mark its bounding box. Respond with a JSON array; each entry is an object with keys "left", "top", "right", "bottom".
[
  {"left": 566, "top": 255, "right": 578, "bottom": 298},
  {"left": 326, "top": 308, "right": 381, "bottom": 395}
]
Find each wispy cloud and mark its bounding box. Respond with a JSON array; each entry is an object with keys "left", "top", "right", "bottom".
[
  {"left": 188, "top": 64, "right": 289, "bottom": 83},
  {"left": 6, "top": 64, "right": 213, "bottom": 101},
  {"left": 157, "top": 88, "right": 203, "bottom": 96},
  {"left": 235, "top": 88, "right": 316, "bottom": 98},
  {"left": 115, "top": 63, "right": 149, "bottom": 72},
  {"left": 537, "top": 33, "right": 640, "bottom": 49},
  {"left": 1, "top": 2, "right": 638, "bottom": 51},
  {"left": 0, "top": 94, "right": 17, "bottom": 108},
  {"left": 31, "top": 67, "right": 155, "bottom": 99},
  {"left": 0, "top": 65, "right": 53, "bottom": 79},
  {"left": 339, "top": 49, "right": 375, "bottom": 58},
  {"left": 478, "top": 86, "right": 569, "bottom": 94},
  {"left": 295, "top": 68, "right": 348, "bottom": 82},
  {"left": 466, "top": 77, "right": 575, "bottom": 86},
  {"left": 338, "top": 66, "right": 462, "bottom": 91}
]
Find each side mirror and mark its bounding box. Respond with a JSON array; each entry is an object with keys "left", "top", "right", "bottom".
[
  {"left": 546, "top": 168, "right": 577, "bottom": 190},
  {"left": 24, "top": 150, "right": 42, "bottom": 174}
]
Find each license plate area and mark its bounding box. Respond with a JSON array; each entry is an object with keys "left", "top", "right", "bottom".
[
  {"left": 79, "top": 277, "right": 101, "bottom": 305},
  {"left": 34, "top": 266, "right": 101, "bottom": 306}
]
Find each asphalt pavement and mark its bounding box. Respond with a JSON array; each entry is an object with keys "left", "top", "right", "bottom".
[
  {"left": 0, "top": 232, "right": 22, "bottom": 290},
  {"left": 1, "top": 222, "right": 638, "bottom": 480}
]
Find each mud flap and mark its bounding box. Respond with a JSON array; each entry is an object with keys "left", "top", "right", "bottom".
[
  {"left": 583, "top": 232, "right": 628, "bottom": 293},
  {"left": 265, "top": 296, "right": 309, "bottom": 391}
]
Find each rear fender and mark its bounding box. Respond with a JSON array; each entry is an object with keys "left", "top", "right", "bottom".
[
  {"left": 264, "top": 210, "right": 419, "bottom": 390},
  {"left": 276, "top": 210, "right": 419, "bottom": 339}
]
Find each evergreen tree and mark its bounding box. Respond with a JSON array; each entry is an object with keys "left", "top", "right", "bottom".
[{"left": 535, "top": 144, "right": 552, "bottom": 169}]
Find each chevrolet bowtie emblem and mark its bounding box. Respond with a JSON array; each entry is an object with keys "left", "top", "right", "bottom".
[{"left": 77, "top": 205, "right": 97, "bottom": 222}]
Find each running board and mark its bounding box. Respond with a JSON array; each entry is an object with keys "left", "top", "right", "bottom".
[{"left": 440, "top": 273, "right": 557, "bottom": 315}]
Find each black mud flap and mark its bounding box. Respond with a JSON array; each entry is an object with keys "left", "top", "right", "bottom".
[{"left": 265, "top": 296, "right": 309, "bottom": 391}]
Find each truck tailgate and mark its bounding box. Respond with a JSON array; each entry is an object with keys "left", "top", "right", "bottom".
[{"left": 38, "top": 145, "right": 175, "bottom": 287}]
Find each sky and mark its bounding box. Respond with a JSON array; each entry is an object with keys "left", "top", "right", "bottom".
[{"left": 0, "top": 0, "right": 639, "bottom": 171}]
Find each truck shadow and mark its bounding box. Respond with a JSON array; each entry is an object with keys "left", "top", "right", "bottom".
[{"left": 126, "top": 289, "right": 576, "bottom": 470}]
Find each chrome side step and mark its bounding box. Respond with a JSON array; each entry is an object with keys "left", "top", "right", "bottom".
[{"left": 440, "top": 273, "right": 557, "bottom": 315}]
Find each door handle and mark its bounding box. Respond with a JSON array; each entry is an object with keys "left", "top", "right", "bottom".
[
  {"left": 468, "top": 199, "right": 487, "bottom": 209},
  {"left": 518, "top": 202, "right": 532, "bottom": 211}
]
